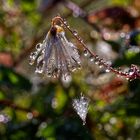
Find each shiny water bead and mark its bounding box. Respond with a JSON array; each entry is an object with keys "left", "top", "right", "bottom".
[
  {"left": 99, "top": 64, "right": 103, "bottom": 68},
  {"left": 30, "top": 52, "right": 37, "bottom": 59},
  {"left": 89, "top": 55, "right": 94, "bottom": 62},
  {"left": 77, "top": 61, "right": 81, "bottom": 65},
  {"left": 36, "top": 43, "right": 42, "bottom": 51},
  {"left": 80, "top": 39, "right": 84, "bottom": 43},
  {"left": 105, "top": 68, "right": 110, "bottom": 72},
  {"left": 29, "top": 52, "right": 38, "bottom": 65},
  {"left": 71, "top": 66, "right": 77, "bottom": 72},
  {"left": 129, "top": 70, "right": 134, "bottom": 76},
  {"left": 95, "top": 55, "right": 99, "bottom": 60},
  {"left": 126, "top": 77, "right": 129, "bottom": 80},
  {"left": 77, "top": 63, "right": 81, "bottom": 69},
  {"left": 72, "top": 95, "right": 90, "bottom": 125},
  {"left": 37, "top": 55, "right": 43, "bottom": 64},
  {"left": 61, "top": 74, "right": 72, "bottom": 87},
  {"left": 98, "top": 59, "right": 104, "bottom": 68},
  {"left": 95, "top": 61, "right": 99, "bottom": 65},
  {"left": 94, "top": 57, "right": 100, "bottom": 64},
  {"left": 73, "top": 30, "right": 78, "bottom": 36},
  {"left": 83, "top": 49, "right": 88, "bottom": 56},
  {"left": 35, "top": 66, "right": 43, "bottom": 74},
  {"left": 78, "top": 37, "right": 83, "bottom": 42},
  {"left": 29, "top": 59, "right": 34, "bottom": 65},
  {"left": 67, "top": 25, "right": 70, "bottom": 28},
  {"left": 61, "top": 73, "right": 70, "bottom": 81},
  {"left": 63, "top": 20, "right": 67, "bottom": 25},
  {"left": 46, "top": 71, "right": 52, "bottom": 77},
  {"left": 35, "top": 61, "right": 44, "bottom": 74}
]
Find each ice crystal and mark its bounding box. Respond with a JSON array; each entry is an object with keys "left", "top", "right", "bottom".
[
  {"left": 29, "top": 25, "right": 81, "bottom": 79},
  {"left": 72, "top": 95, "right": 90, "bottom": 125}
]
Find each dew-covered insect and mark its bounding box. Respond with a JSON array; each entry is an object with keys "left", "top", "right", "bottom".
[{"left": 29, "top": 25, "right": 81, "bottom": 79}]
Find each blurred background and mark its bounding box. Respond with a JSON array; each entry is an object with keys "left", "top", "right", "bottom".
[{"left": 0, "top": 0, "right": 140, "bottom": 139}]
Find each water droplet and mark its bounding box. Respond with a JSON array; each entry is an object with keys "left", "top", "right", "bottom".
[
  {"left": 89, "top": 56, "right": 94, "bottom": 62},
  {"left": 99, "top": 64, "right": 103, "bottom": 68},
  {"left": 77, "top": 61, "right": 81, "bottom": 65},
  {"left": 106, "top": 68, "right": 110, "bottom": 72},
  {"left": 73, "top": 30, "right": 78, "bottom": 36},
  {"left": 83, "top": 121, "right": 86, "bottom": 125},
  {"left": 42, "top": 49, "right": 45, "bottom": 54},
  {"left": 94, "top": 56, "right": 99, "bottom": 64},
  {"left": 62, "top": 74, "right": 72, "bottom": 83},
  {"left": 67, "top": 25, "right": 70, "bottom": 28},
  {"left": 95, "top": 60, "right": 99, "bottom": 65},
  {"left": 60, "top": 23, "right": 64, "bottom": 27},
  {"left": 37, "top": 56, "right": 44, "bottom": 64},
  {"left": 126, "top": 77, "right": 129, "bottom": 80},
  {"left": 129, "top": 71, "right": 134, "bottom": 76},
  {"left": 95, "top": 55, "right": 99, "bottom": 59},
  {"left": 63, "top": 20, "right": 67, "bottom": 25},
  {"left": 35, "top": 66, "right": 43, "bottom": 74},
  {"left": 78, "top": 37, "right": 82, "bottom": 42},
  {"left": 30, "top": 52, "right": 37, "bottom": 60},
  {"left": 71, "top": 66, "right": 77, "bottom": 72},
  {"left": 36, "top": 43, "right": 42, "bottom": 51},
  {"left": 29, "top": 59, "right": 34, "bottom": 65},
  {"left": 77, "top": 64, "right": 81, "bottom": 69},
  {"left": 83, "top": 49, "right": 88, "bottom": 56},
  {"left": 80, "top": 39, "right": 84, "bottom": 43},
  {"left": 47, "top": 72, "right": 52, "bottom": 77}
]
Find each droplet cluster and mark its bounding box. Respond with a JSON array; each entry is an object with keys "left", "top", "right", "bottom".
[
  {"left": 29, "top": 42, "right": 45, "bottom": 74},
  {"left": 82, "top": 46, "right": 140, "bottom": 80},
  {"left": 124, "top": 64, "right": 140, "bottom": 81}
]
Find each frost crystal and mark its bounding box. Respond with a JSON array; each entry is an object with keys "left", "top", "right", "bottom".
[
  {"left": 72, "top": 95, "right": 90, "bottom": 125},
  {"left": 29, "top": 25, "right": 81, "bottom": 79}
]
